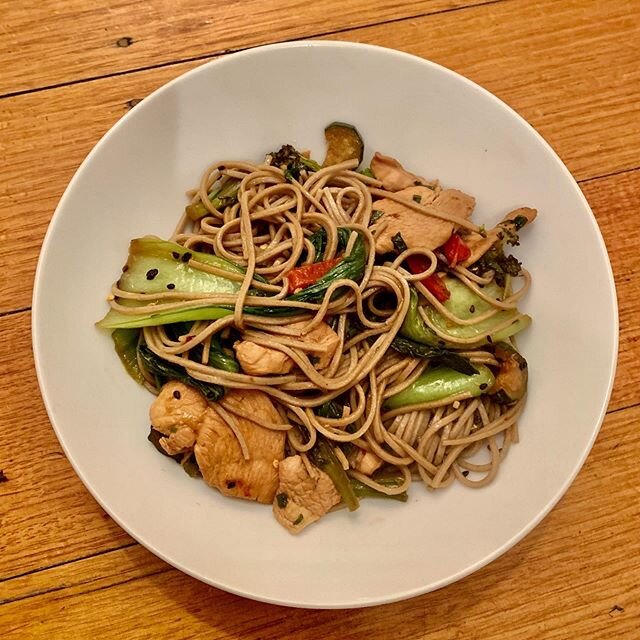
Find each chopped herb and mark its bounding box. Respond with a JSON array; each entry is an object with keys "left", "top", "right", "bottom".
[
  {"left": 269, "top": 144, "right": 320, "bottom": 182},
  {"left": 0, "top": 470, "right": 7, "bottom": 483},
  {"left": 276, "top": 493, "right": 289, "bottom": 508},
  {"left": 181, "top": 252, "right": 192, "bottom": 263},
  {"left": 370, "top": 209, "right": 385, "bottom": 223},
  {"left": 513, "top": 215, "right": 528, "bottom": 231},
  {"left": 391, "top": 232, "right": 408, "bottom": 254},
  {"left": 478, "top": 225, "right": 487, "bottom": 238},
  {"left": 359, "top": 167, "right": 374, "bottom": 178},
  {"left": 412, "top": 194, "right": 422, "bottom": 203},
  {"left": 293, "top": 514, "right": 304, "bottom": 525},
  {"left": 172, "top": 389, "right": 181, "bottom": 400},
  {"left": 146, "top": 268, "right": 158, "bottom": 280},
  {"left": 166, "top": 283, "right": 175, "bottom": 290}
]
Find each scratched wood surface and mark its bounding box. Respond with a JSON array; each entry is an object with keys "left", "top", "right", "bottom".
[{"left": 0, "top": 0, "right": 638, "bottom": 637}]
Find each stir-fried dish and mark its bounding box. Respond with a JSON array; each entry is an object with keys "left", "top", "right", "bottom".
[{"left": 98, "top": 123, "right": 535, "bottom": 533}]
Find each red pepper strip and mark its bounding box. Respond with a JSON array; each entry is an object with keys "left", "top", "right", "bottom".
[
  {"left": 441, "top": 233, "right": 471, "bottom": 266},
  {"left": 405, "top": 254, "right": 450, "bottom": 303},
  {"left": 286, "top": 257, "right": 342, "bottom": 294}
]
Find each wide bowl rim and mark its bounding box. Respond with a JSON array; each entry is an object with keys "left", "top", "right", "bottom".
[{"left": 31, "top": 39, "right": 619, "bottom": 608}]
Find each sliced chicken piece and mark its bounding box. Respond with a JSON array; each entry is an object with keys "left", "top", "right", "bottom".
[
  {"left": 351, "top": 450, "right": 383, "bottom": 476},
  {"left": 195, "top": 389, "right": 285, "bottom": 504},
  {"left": 374, "top": 186, "right": 475, "bottom": 254},
  {"left": 149, "top": 381, "right": 208, "bottom": 456},
  {"left": 292, "top": 320, "right": 340, "bottom": 369},
  {"left": 370, "top": 152, "right": 438, "bottom": 192},
  {"left": 234, "top": 340, "right": 294, "bottom": 376},
  {"left": 234, "top": 320, "right": 340, "bottom": 375},
  {"left": 461, "top": 206, "right": 537, "bottom": 267},
  {"left": 272, "top": 455, "right": 341, "bottom": 533}
]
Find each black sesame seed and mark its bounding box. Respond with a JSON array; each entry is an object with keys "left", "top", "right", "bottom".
[
  {"left": 226, "top": 480, "right": 236, "bottom": 489},
  {"left": 276, "top": 492, "right": 289, "bottom": 508},
  {"left": 479, "top": 383, "right": 488, "bottom": 390},
  {"left": 173, "top": 390, "right": 181, "bottom": 400},
  {"left": 146, "top": 268, "right": 159, "bottom": 280},
  {"left": 122, "top": 264, "right": 129, "bottom": 272},
  {"left": 172, "top": 251, "right": 180, "bottom": 259},
  {"left": 181, "top": 252, "right": 192, "bottom": 263},
  {"left": 412, "top": 194, "right": 422, "bottom": 203},
  {"left": 486, "top": 335, "right": 493, "bottom": 343},
  {"left": 462, "top": 470, "right": 470, "bottom": 477},
  {"left": 469, "top": 304, "right": 475, "bottom": 313},
  {"left": 166, "top": 283, "right": 175, "bottom": 290}
]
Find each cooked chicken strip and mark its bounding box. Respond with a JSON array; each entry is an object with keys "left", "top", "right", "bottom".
[
  {"left": 370, "top": 152, "right": 438, "bottom": 192},
  {"left": 234, "top": 320, "right": 339, "bottom": 375},
  {"left": 150, "top": 384, "right": 286, "bottom": 504},
  {"left": 374, "top": 186, "right": 475, "bottom": 254},
  {"left": 273, "top": 455, "right": 341, "bottom": 533}
]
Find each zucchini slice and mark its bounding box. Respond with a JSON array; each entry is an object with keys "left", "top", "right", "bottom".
[{"left": 323, "top": 122, "right": 364, "bottom": 167}]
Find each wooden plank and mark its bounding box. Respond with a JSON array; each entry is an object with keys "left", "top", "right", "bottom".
[
  {"left": 0, "top": 0, "right": 490, "bottom": 96},
  {"left": 2, "top": 403, "right": 638, "bottom": 638},
  {"left": 581, "top": 172, "right": 640, "bottom": 413},
  {"left": 0, "top": 311, "right": 132, "bottom": 581},
  {"left": 1, "top": 0, "right": 639, "bottom": 314}
]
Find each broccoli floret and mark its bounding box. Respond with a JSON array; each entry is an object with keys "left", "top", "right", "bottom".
[{"left": 268, "top": 144, "right": 320, "bottom": 182}]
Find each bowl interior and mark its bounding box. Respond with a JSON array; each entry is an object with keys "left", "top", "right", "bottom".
[{"left": 33, "top": 41, "right": 617, "bottom": 608}]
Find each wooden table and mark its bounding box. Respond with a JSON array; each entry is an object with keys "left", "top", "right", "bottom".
[{"left": 1, "top": 1, "right": 638, "bottom": 637}]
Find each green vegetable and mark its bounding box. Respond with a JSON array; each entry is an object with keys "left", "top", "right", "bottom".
[
  {"left": 400, "top": 283, "right": 531, "bottom": 349},
  {"left": 111, "top": 328, "right": 144, "bottom": 384},
  {"left": 350, "top": 466, "right": 408, "bottom": 502},
  {"left": 276, "top": 493, "right": 289, "bottom": 508},
  {"left": 390, "top": 335, "right": 478, "bottom": 376},
  {"left": 293, "top": 514, "right": 304, "bottom": 525},
  {"left": 270, "top": 231, "right": 366, "bottom": 309},
  {"left": 185, "top": 179, "right": 240, "bottom": 221},
  {"left": 269, "top": 144, "right": 321, "bottom": 182},
  {"left": 489, "top": 342, "right": 528, "bottom": 404},
  {"left": 98, "top": 304, "right": 233, "bottom": 329},
  {"left": 137, "top": 343, "right": 224, "bottom": 402},
  {"left": 385, "top": 365, "right": 495, "bottom": 409},
  {"left": 207, "top": 336, "right": 240, "bottom": 373},
  {"left": 308, "top": 435, "right": 359, "bottom": 512},
  {"left": 391, "top": 232, "right": 408, "bottom": 255},
  {"left": 370, "top": 209, "right": 384, "bottom": 224},
  {"left": 147, "top": 427, "right": 202, "bottom": 478},
  {"left": 323, "top": 122, "right": 364, "bottom": 167},
  {"left": 316, "top": 400, "right": 344, "bottom": 419},
  {"left": 99, "top": 231, "right": 365, "bottom": 327},
  {"left": 359, "top": 167, "right": 374, "bottom": 178},
  {"left": 306, "top": 226, "right": 350, "bottom": 263},
  {"left": 117, "top": 236, "right": 243, "bottom": 296}
]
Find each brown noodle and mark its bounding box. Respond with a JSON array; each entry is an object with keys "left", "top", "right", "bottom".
[{"left": 107, "top": 158, "right": 529, "bottom": 492}]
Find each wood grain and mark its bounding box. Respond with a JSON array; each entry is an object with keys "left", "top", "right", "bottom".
[
  {"left": 1, "top": 0, "right": 639, "bottom": 636},
  {"left": 0, "top": 0, "right": 490, "bottom": 96},
  {"left": 2, "top": 0, "right": 640, "bottom": 317},
  {"left": 2, "top": 403, "right": 637, "bottom": 638},
  {"left": 0, "top": 311, "right": 132, "bottom": 581}
]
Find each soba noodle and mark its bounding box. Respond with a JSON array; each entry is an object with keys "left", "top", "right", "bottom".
[{"left": 103, "top": 146, "right": 533, "bottom": 514}]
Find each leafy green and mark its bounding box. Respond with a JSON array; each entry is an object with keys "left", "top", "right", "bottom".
[
  {"left": 390, "top": 335, "right": 478, "bottom": 375},
  {"left": 349, "top": 467, "right": 408, "bottom": 502},
  {"left": 137, "top": 344, "right": 224, "bottom": 402},
  {"left": 308, "top": 435, "right": 359, "bottom": 512},
  {"left": 269, "top": 144, "right": 321, "bottom": 182},
  {"left": 111, "top": 328, "right": 144, "bottom": 384},
  {"left": 185, "top": 179, "right": 241, "bottom": 221},
  {"left": 385, "top": 365, "right": 495, "bottom": 409}
]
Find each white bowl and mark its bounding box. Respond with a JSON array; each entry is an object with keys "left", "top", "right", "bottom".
[{"left": 32, "top": 41, "right": 617, "bottom": 608}]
